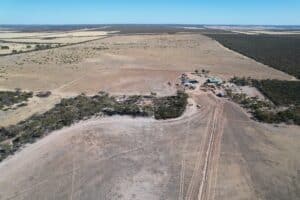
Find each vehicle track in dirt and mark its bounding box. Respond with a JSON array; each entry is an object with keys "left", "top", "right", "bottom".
[
  {"left": 183, "top": 95, "right": 225, "bottom": 200},
  {"left": 198, "top": 101, "right": 224, "bottom": 200}
]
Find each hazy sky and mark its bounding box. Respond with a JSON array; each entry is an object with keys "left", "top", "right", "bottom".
[{"left": 1, "top": 0, "right": 300, "bottom": 25}]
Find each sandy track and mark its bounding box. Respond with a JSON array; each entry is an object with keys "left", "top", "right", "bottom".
[
  {"left": 198, "top": 102, "right": 224, "bottom": 200},
  {"left": 183, "top": 95, "right": 225, "bottom": 200}
]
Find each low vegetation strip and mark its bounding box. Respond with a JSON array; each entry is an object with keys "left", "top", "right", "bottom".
[
  {"left": 252, "top": 80, "right": 300, "bottom": 106},
  {"left": 229, "top": 77, "right": 300, "bottom": 125},
  {"left": 0, "top": 90, "right": 33, "bottom": 110},
  {"left": 230, "top": 77, "right": 300, "bottom": 106},
  {"left": 206, "top": 33, "right": 300, "bottom": 78},
  {"left": 0, "top": 91, "right": 188, "bottom": 162},
  {"left": 253, "top": 107, "right": 300, "bottom": 125}
]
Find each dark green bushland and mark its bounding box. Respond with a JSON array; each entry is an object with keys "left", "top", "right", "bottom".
[{"left": 206, "top": 34, "right": 300, "bottom": 78}]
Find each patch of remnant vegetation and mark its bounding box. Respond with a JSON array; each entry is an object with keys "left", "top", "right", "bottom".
[
  {"left": 0, "top": 91, "right": 188, "bottom": 162},
  {"left": 35, "top": 44, "right": 53, "bottom": 50},
  {"left": 0, "top": 46, "right": 10, "bottom": 50},
  {"left": 154, "top": 91, "right": 188, "bottom": 120},
  {"left": 252, "top": 79, "right": 300, "bottom": 106},
  {"left": 93, "top": 46, "right": 109, "bottom": 51},
  {"left": 253, "top": 106, "right": 300, "bottom": 125},
  {"left": 0, "top": 89, "right": 33, "bottom": 110},
  {"left": 230, "top": 76, "right": 253, "bottom": 86},
  {"left": 228, "top": 77, "right": 300, "bottom": 125}
]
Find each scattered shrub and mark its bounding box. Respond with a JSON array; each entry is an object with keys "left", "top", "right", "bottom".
[
  {"left": 253, "top": 106, "right": 300, "bottom": 125},
  {"left": 230, "top": 76, "right": 253, "bottom": 86},
  {"left": 0, "top": 143, "right": 13, "bottom": 162},
  {"left": 0, "top": 90, "right": 33, "bottom": 110},
  {"left": 35, "top": 44, "right": 52, "bottom": 50},
  {"left": 154, "top": 91, "right": 188, "bottom": 119},
  {"left": 0, "top": 46, "right": 9, "bottom": 50}
]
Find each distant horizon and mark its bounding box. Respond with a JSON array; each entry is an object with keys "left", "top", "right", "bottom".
[{"left": 1, "top": 24, "right": 300, "bottom": 26}]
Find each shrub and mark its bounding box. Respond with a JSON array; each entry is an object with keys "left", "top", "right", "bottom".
[
  {"left": 253, "top": 107, "right": 300, "bottom": 125},
  {"left": 154, "top": 91, "right": 188, "bottom": 119},
  {"left": 0, "top": 143, "right": 13, "bottom": 162},
  {"left": 230, "top": 76, "right": 253, "bottom": 86},
  {"left": 0, "top": 46, "right": 9, "bottom": 50},
  {"left": 0, "top": 90, "right": 33, "bottom": 110},
  {"left": 35, "top": 44, "right": 52, "bottom": 50}
]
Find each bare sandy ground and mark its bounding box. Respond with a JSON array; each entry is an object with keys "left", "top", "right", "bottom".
[
  {"left": 0, "top": 93, "right": 299, "bottom": 200},
  {"left": 0, "top": 34, "right": 293, "bottom": 92}
]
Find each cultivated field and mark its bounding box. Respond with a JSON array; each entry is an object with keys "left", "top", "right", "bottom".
[
  {"left": 0, "top": 26, "right": 299, "bottom": 200},
  {"left": 0, "top": 30, "right": 113, "bottom": 55}
]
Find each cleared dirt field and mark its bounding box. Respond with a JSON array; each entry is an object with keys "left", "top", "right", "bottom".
[
  {"left": 0, "top": 33, "right": 293, "bottom": 91},
  {"left": 1, "top": 37, "right": 105, "bottom": 44},
  {"left": 0, "top": 93, "right": 299, "bottom": 200},
  {"left": 0, "top": 30, "right": 111, "bottom": 41}
]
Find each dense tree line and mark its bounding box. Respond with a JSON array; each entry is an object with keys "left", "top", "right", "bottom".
[
  {"left": 253, "top": 79, "right": 300, "bottom": 106},
  {"left": 206, "top": 33, "right": 300, "bottom": 78}
]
